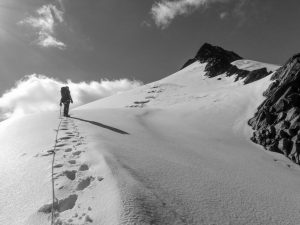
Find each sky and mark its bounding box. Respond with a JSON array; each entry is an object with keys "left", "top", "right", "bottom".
[{"left": 0, "top": 0, "right": 299, "bottom": 118}]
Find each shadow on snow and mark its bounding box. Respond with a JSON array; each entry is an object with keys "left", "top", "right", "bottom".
[{"left": 70, "top": 116, "right": 129, "bottom": 135}]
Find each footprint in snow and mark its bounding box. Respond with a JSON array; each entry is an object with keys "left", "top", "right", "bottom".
[
  {"left": 39, "top": 152, "right": 53, "bottom": 157},
  {"left": 134, "top": 100, "right": 150, "bottom": 104},
  {"left": 72, "top": 151, "right": 82, "bottom": 156},
  {"left": 63, "top": 170, "right": 77, "bottom": 180},
  {"left": 65, "top": 148, "right": 72, "bottom": 152},
  {"left": 145, "top": 96, "right": 156, "bottom": 99},
  {"left": 76, "top": 176, "right": 94, "bottom": 191},
  {"left": 85, "top": 215, "right": 93, "bottom": 223},
  {"left": 79, "top": 164, "right": 89, "bottom": 171},
  {"left": 38, "top": 194, "right": 78, "bottom": 213},
  {"left": 56, "top": 143, "right": 67, "bottom": 148},
  {"left": 54, "top": 164, "right": 63, "bottom": 168},
  {"left": 68, "top": 160, "right": 76, "bottom": 164},
  {"left": 59, "top": 136, "right": 72, "bottom": 140}
]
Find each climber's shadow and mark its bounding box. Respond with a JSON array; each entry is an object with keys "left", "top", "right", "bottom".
[{"left": 70, "top": 116, "right": 129, "bottom": 135}]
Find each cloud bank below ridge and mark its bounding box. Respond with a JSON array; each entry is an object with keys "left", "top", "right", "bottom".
[{"left": 0, "top": 75, "right": 142, "bottom": 120}]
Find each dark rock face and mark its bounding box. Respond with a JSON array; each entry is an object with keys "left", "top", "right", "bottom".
[
  {"left": 194, "top": 43, "right": 242, "bottom": 77},
  {"left": 181, "top": 43, "right": 242, "bottom": 76},
  {"left": 181, "top": 58, "right": 198, "bottom": 69},
  {"left": 243, "top": 68, "right": 270, "bottom": 84},
  {"left": 182, "top": 43, "right": 271, "bottom": 84},
  {"left": 249, "top": 54, "right": 300, "bottom": 163}
]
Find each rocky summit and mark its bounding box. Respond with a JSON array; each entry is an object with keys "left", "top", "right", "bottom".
[
  {"left": 249, "top": 54, "right": 300, "bottom": 163},
  {"left": 182, "top": 43, "right": 271, "bottom": 84}
]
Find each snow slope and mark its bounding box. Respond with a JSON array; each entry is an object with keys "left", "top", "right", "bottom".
[{"left": 1, "top": 61, "right": 300, "bottom": 225}]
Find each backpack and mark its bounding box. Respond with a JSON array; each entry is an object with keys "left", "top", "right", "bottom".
[{"left": 61, "top": 86, "right": 70, "bottom": 102}]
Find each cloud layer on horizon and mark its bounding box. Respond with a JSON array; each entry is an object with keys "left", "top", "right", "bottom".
[{"left": 0, "top": 75, "right": 142, "bottom": 120}]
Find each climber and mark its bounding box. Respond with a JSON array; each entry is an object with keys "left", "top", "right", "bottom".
[{"left": 60, "top": 86, "right": 73, "bottom": 117}]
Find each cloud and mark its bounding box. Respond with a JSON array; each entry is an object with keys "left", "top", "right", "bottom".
[
  {"left": 0, "top": 75, "right": 142, "bottom": 120},
  {"left": 232, "top": 0, "right": 251, "bottom": 26},
  {"left": 150, "top": 0, "right": 259, "bottom": 28},
  {"left": 38, "top": 32, "right": 66, "bottom": 49},
  {"left": 151, "top": 0, "right": 228, "bottom": 29},
  {"left": 19, "top": 4, "right": 66, "bottom": 49},
  {"left": 141, "top": 20, "right": 152, "bottom": 28},
  {"left": 219, "top": 11, "right": 228, "bottom": 19}
]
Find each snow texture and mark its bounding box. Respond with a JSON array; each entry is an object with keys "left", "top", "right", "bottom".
[{"left": 1, "top": 61, "right": 300, "bottom": 225}]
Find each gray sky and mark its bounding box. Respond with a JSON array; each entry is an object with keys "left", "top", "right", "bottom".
[{"left": 0, "top": 0, "right": 300, "bottom": 94}]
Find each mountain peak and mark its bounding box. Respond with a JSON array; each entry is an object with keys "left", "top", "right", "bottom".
[
  {"left": 195, "top": 43, "right": 242, "bottom": 64},
  {"left": 181, "top": 43, "right": 272, "bottom": 84},
  {"left": 181, "top": 43, "right": 242, "bottom": 74}
]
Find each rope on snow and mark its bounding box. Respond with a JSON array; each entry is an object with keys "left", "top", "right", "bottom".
[{"left": 50, "top": 108, "right": 63, "bottom": 225}]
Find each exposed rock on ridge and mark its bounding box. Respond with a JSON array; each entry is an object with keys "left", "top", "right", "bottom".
[
  {"left": 249, "top": 54, "right": 300, "bottom": 163},
  {"left": 182, "top": 43, "right": 271, "bottom": 84}
]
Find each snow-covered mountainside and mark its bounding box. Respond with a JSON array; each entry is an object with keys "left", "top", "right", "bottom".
[{"left": 3, "top": 44, "right": 300, "bottom": 225}]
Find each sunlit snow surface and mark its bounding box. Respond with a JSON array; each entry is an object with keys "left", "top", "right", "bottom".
[
  {"left": 231, "top": 59, "right": 280, "bottom": 72},
  {"left": 1, "top": 61, "right": 300, "bottom": 225}
]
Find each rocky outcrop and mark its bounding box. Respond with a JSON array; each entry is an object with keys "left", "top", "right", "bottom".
[
  {"left": 249, "top": 54, "right": 300, "bottom": 163},
  {"left": 182, "top": 43, "right": 271, "bottom": 84}
]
